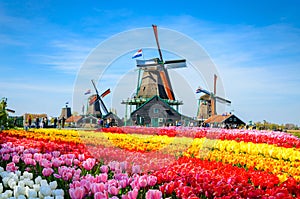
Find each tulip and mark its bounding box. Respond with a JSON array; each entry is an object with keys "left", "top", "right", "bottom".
[
  {"left": 42, "top": 168, "right": 54, "bottom": 177},
  {"left": 108, "top": 185, "right": 119, "bottom": 195},
  {"left": 82, "top": 158, "right": 96, "bottom": 171},
  {"left": 69, "top": 187, "right": 85, "bottom": 199},
  {"left": 138, "top": 175, "right": 148, "bottom": 188},
  {"left": 94, "top": 190, "right": 108, "bottom": 199},
  {"left": 6, "top": 162, "right": 18, "bottom": 172},
  {"left": 147, "top": 175, "right": 157, "bottom": 187},
  {"left": 146, "top": 189, "right": 162, "bottom": 199},
  {"left": 100, "top": 165, "right": 109, "bottom": 173},
  {"left": 127, "top": 188, "right": 139, "bottom": 199},
  {"left": 132, "top": 165, "right": 141, "bottom": 174}
]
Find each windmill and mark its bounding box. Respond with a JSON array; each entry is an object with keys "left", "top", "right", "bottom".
[
  {"left": 196, "top": 74, "right": 231, "bottom": 119},
  {"left": 135, "top": 24, "right": 186, "bottom": 103},
  {"left": 89, "top": 80, "right": 110, "bottom": 118}
]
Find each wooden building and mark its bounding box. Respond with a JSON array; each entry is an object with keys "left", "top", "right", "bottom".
[
  {"left": 204, "top": 114, "right": 245, "bottom": 128},
  {"left": 130, "top": 96, "right": 193, "bottom": 127}
]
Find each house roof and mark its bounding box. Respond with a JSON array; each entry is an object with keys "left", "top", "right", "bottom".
[
  {"left": 205, "top": 114, "right": 232, "bottom": 123},
  {"left": 65, "top": 115, "right": 82, "bottom": 123},
  {"left": 131, "top": 95, "right": 181, "bottom": 116}
]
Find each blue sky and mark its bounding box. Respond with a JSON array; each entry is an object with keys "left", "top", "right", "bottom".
[{"left": 1, "top": 0, "right": 300, "bottom": 125}]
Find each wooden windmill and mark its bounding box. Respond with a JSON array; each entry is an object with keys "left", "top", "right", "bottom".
[
  {"left": 88, "top": 80, "right": 110, "bottom": 118},
  {"left": 135, "top": 25, "right": 186, "bottom": 103},
  {"left": 196, "top": 74, "right": 231, "bottom": 119}
]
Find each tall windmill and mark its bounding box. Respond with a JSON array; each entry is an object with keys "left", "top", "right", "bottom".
[
  {"left": 135, "top": 25, "right": 186, "bottom": 104},
  {"left": 196, "top": 74, "right": 231, "bottom": 119},
  {"left": 88, "top": 80, "right": 110, "bottom": 118}
]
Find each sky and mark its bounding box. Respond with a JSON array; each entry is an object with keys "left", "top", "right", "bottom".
[{"left": 0, "top": 0, "right": 300, "bottom": 125}]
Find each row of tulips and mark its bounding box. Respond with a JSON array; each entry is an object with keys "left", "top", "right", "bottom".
[
  {"left": 101, "top": 127, "right": 300, "bottom": 148},
  {"left": 152, "top": 156, "right": 300, "bottom": 198},
  {"left": 2, "top": 129, "right": 300, "bottom": 181},
  {"left": 80, "top": 130, "right": 300, "bottom": 181}
]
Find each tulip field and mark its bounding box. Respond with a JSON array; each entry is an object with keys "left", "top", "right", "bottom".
[{"left": 0, "top": 127, "right": 300, "bottom": 198}]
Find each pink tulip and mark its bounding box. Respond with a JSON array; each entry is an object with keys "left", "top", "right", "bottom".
[
  {"left": 108, "top": 185, "right": 119, "bottom": 196},
  {"left": 146, "top": 189, "right": 162, "bottom": 199},
  {"left": 12, "top": 155, "right": 20, "bottom": 163},
  {"left": 52, "top": 151, "right": 60, "bottom": 157},
  {"left": 2, "top": 153, "right": 10, "bottom": 161},
  {"left": 100, "top": 165, "right": 109, "bottom": 173},
  {"left": 42, "top": 167, "right": 54, "bottom": 177},
  {"left": 97, "top": 173, "right": 108, "bottom": 183},
  {"left": 78, "top": 154, "right": 85, "bottom": 161},
  {"left": 132, "top": 165, "right": 141, "bottom": 174},
  {"left": 147, "top": 175, "right": 157, "bottom": 187},
  {"left": 127, "top": 188, "right": 139, "bottom": 199},
  {"left": 94, "top": 191, "right": 108, "bottom": 199},
  {"left": 33, "top": 153, "right": 43, "bottom": 161},
  {"left": 82, "top": 158, "right": 96, "bottom": 171},
  {"left": 120, "top": 161, "right": 128, "bottom": 172},
  {"left": 65, "top": 158, "right": 73, "bottom": 166},
  {"left": 138, "top": 175, "right": 148, "bottom": 188},
  {"left": 52, "top": 158, "right": 62, "bottom": 167},
  {"left": 69, "top": 187, "right": 85, "bottom": 199},
  {"left": 24, "top": 157, "right": 36, "bottom": 166},
  {"left": 91, "top": 183, "right": 106, "bottom": 194},
  {"left": 39, "top": 159, "right": 52, "bottom": 168},
  {"left": 6, "top": 162, "right": 18, "bottom": 172}
]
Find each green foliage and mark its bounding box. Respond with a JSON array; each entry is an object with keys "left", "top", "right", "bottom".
[{"left": 0, "top": 98, "right": 8, "bottom": 129}]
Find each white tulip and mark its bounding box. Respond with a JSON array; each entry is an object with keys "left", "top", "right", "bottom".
[
  {"left": 49, "top": 181, "right": 57, "bottom": 190},
  {"left": 34, "top": 176, "right": 42, "bottom": 185},
  {"left": 2, "top": 177, "right": 9, "bottom": 187},
  {"left": 18, "top": 181, "right": 25, "bottom": 187},
  {"left": 0, "top": 171, "right": 8, "bottom": 178},
  {"left": 15, "top": 171, "right": 21, "bottom": 177},
  {"left": 17, "top": 195, "right": 26, "bottom": 199},
  {"left": 33, "top": 184, "right": 40, "bottom": 192},
  {"left": 8, "top": 179, "right": 17, "bottom": 189},
  {"left": 40, "top": 180, "right": 48, "bottom": 187},
  {"left": 0, "top": 183, "right": 3, "bottom": 193},
  {"left": 0, "top": 167, "right": 4, "bottom": 173},
  {"left": 5, "top": 190, "right": 13, "bottom": 197},
  {"left": 26, "top": 189, "right": 37, "bottom": 198},
  {"left": 40, "top": 185, "right": 52, "bottom": 196},
  {"left": 44, "top": 196, "right": 54, "bottom": 199},
  {"left": 55, "top": 196, "right": 64, "bottom": 199},
  {"left": 52, "top": 189, "right": 64, "bottom": 196}
]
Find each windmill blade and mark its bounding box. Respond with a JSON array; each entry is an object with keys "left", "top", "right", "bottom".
[
  {"left": 91, "top": 79, "right": 99, "bottom": 95},
  {"left": 136, "top": 58, "right": 160, "bottom": 68},
  {"left": 6, "top": 108, "right": 15, "bottom": 113},
  {"left": 98, "top": 98, "right": 109, "bottom": 115},
  {"left": 215, "top": 96, "right": 231, "bottom": 104},
  {"left": 196, "top": 87, "right": 211, "bottom": 95},
  {"left": 152, "top": 24, "right": 163, "bottom": 62},
  {"left": 164, "top": 59, "right": 187, "bottom": 69},
  {"left": 100, "top": 88, "right": 111, "bottom": 98}
]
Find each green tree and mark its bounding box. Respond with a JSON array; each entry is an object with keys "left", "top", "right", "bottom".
[{"left": 0, "top": 98, "right": 8, "bottom": 129}]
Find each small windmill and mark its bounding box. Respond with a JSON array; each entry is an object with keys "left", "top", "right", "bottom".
[
  {"left": 89, "top": 80, "right": 110, "bottom": 118},
  {"left": 135, "top": 25, "right": 186, "bottom": 103},
  {"left": 196, "top": 74, "right": 231, "bottom": 118}
]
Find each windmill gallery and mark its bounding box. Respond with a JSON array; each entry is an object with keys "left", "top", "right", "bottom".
[{"left": 81, "top": 25, "right": 245, "bottom": 128}]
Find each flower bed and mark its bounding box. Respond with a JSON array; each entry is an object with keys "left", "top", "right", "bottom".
[{"left": 0, "top": 128, "right": 299, "bottom": 198}]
